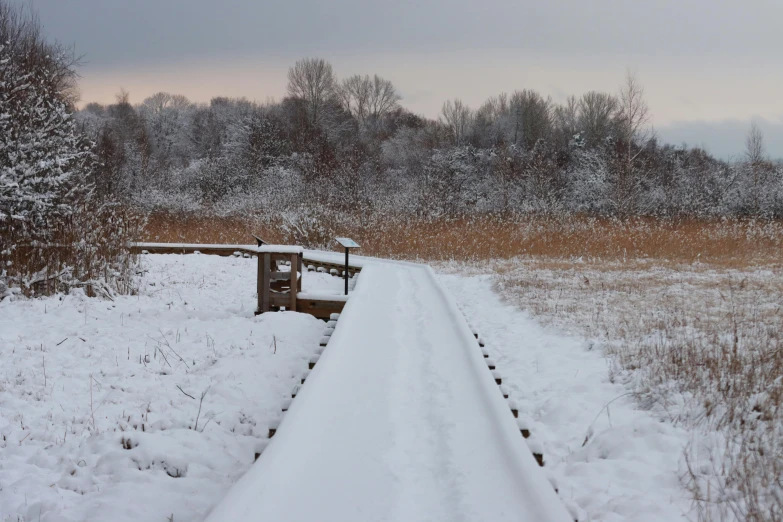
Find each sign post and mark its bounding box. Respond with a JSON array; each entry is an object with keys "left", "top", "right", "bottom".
[{"left": 335, "top": 238, "right": 360, "bottom": 295}]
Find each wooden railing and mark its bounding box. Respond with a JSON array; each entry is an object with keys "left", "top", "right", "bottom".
[{"left": 130, "top": 242, "right": 361, "bottom": 320}]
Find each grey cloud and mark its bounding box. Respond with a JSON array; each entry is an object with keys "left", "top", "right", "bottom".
[
  {"left": 22, "top": 0, "right": 783, "bottom": 157},
  {"left": 27, "top": 0, "right": 783, "bottom": 69}
]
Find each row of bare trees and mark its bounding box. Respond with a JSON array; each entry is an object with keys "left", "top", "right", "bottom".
[
  {"left": 439, "top": 72, "right": 651, "bottom": 153},
  {"left": 286, "top": 58, "right": 401, "bottom": 128},
  {"left": 74, "top": 57, "right": 783, "bottom": 220}
]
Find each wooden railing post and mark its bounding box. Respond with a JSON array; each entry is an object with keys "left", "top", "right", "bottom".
[
  {"left": 262, "top": 252, "right": 271, "bottom": 313},
  {"left": 297, "top": 253, "right": 303, "bottom": 286},
  {"left": 257, "top": 253, "right": 263, "bottom": 313},
  {"left": 289, "top": 253, "right": 298, "bottom": 312}
]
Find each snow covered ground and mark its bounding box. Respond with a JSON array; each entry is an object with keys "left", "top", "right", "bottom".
[
  {"left": 0, "top": 254, "right": 341, "bottom": 522},
  {"left": 440, "top": 274, "right": 693, "bottom": 522},
  {"left": 2, "top": 253, "right": 697, "bottom": 521}
]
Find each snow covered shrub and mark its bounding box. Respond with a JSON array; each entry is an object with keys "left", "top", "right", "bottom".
[
  {"left": 0, "top": 273, "right": 9, "bottom": 299},
  {"left": 0, "top": 1, "right": 140, "bottom": 297},
  {"left": 279, "top": 207, "right": 337, "bottom": 249}
]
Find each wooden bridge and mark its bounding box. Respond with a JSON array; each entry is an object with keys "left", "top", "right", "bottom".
[{"left": 129, "top": 242, "right": 361, "bottom": 320}]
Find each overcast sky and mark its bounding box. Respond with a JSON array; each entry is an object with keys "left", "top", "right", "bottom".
[{"left": 26, "top": 0, "right": 783, "bottom": 159}]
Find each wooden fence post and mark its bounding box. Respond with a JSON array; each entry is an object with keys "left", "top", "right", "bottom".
[
  {"left": 289, "top": 253, "right": 298, "bottom": 312},
  {"left": 257, "top": 254, "right": 263, "bottom": 313},
  {"left": 262, "top": 253, "right": 271, "bottom": 313}
]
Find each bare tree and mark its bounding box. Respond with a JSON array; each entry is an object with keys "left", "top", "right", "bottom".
[
  {"left": 366, "top": 75, "right": 401, "bottom": 121},
  {"left": 745, "top": 122, "right": 766, "bottom": 213},
  {"left": 613, "top": 70, "right": 655, "bottom": 213},
  {"left": 338, "top": 74, "right": 401, "bottom": 125},
  {"left": 337, "top": 75, "right": 370, "bottom": 123},
  {"left": 745, "top": 122, "right": 765, "bottom": 165},
  {"left": 552, "top": 95, "right": 579, "bottom": 148},
  {"left": 617, "top": 70, "right": 653, "bottom": 168},
  {"left": 141, "top": 92, "right": 193, "bottom": 115},
  {"left": 508, "top": 90, "right": 551, "bottom": 150},
  {"left": 0, "top": 0, "right": 80, "bottom": 106},
  {"left": 473, "top": 93, "right": 509, "bottom": 146},
  {"left": 142, "top": 92, "right": 173, "bottom": 115},
  {"left": 440, "top": 99, "right": 473, "bottom": 145},
  {"left": 578, "top": 91, "right": 618, "bottom": 147},
  {"left": 287, "top": 57, "right": 336, "bottom": 127}
]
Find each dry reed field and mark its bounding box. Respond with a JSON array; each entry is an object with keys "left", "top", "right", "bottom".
[
  {"left": 487, "top": 258, "right": 783, "bottom": 521},
  {"left": 142, "top": 212, "right": 783, "bottom": 266}
]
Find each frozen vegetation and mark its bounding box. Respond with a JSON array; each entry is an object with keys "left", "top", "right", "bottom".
[
  {"left": 0, "top": 254, "right": 342, "bottom": 521},
  {"left": 439, "top": 257, "right": 783, "bottom": 521}
]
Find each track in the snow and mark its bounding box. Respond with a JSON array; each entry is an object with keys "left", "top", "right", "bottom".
[{"left": 204, "top": 260, "right": 574, "bottom": 522}]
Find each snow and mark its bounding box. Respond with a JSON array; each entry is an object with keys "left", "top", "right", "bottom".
[
  {"left": 335, "top": 237, "right": 360, "bottom": 248},
  {"left": 131, "top": 241, "right": 258, "bottom": 252},
  {"left": 303, "top": 249, "right": 399, "bottom": 268},
  {"left": 0, "top": 254, "right": 343, "bottom": 522},
  {"left": 258, "top": 245, "right": 303, "bottom": 254},
  {"left": 204, "top": 263, "right": 572, "bottom": 522},
  {"left": 1, "top": 252, "right": 696, "bottom": 522},
  {"left": 297, "top": 292, "right": 349, "bottom": 302},
  {"left": 439, "top": 274, "right": 693, "bottom": 522},
  {"left": 132, "top": 243, "right": 304, "bottom": 255}
]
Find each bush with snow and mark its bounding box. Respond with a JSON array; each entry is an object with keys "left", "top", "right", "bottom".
[{"left": 0, "top": 2, "right": 140, "bottom": 297}]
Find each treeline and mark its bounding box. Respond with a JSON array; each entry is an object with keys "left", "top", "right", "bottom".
[{"left": 78, "top": 58, "right": 783, "bottom": 219}]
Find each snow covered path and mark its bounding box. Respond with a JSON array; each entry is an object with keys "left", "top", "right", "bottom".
[{"left": 205, "top": 263, "right": 571, "bottom": 522}]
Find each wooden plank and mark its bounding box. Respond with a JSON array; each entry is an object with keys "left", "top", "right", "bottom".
[
  {"left": 270, "top": 271, "right": 291, "bottom": 280},
  {"left": 270, "top": 295, "right": 293, "bottom": 306},
  {"left": 131, "top": 245, "right": 255, "bottom": 257},
  {"left": 297, "top": 299, "right": 346, "bottom": 320},
  {"left": 130, "top": 244, "right": 363, "bottom": 274},
  {"left": 262, "top": 253, "right": 270, "bottom": 313},
  {"left": 256, "top": 254, "right": 263, "bottom": 313},
  {"left": 290, "top": 253, "right": 298, "bottom": 312},
  {"left": 305, "top": 259, "right": 361, "bottom": 276},
  {"left": 297, "top": 254, "right": 303, "bottom": 284},
  {"left": 298, "top": 300, "right": 347, "bottom": 310}
]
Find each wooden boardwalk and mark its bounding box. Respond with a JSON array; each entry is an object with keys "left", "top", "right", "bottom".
[
  {"left": 130, "top": 242, "right": 361, "bottom": 319},
  {"left": 204, "top": 261, "right": 573, "bottom": 522}
]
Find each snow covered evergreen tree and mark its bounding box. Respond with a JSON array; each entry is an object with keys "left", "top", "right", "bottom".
[
  {"left": 0, "top": 1, "right": 139, "bottom": 298},
  {"left": 0, "top": 42, "right": 95, "bottom": 231}
]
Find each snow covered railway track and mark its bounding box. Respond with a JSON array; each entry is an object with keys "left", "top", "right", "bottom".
[{"left": 204, "top": 262, "right": 574, "bottom": 522}]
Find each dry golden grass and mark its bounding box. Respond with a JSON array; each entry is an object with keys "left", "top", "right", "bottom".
[
  {"left": 142, "top": 213, "right": 783, "bottom": 267},
  {"left": 489, "top": 257, "right": 783, "bottom": 521},
  {"left": 4, "top": 206, "right": 142, "bottom": 297}
]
